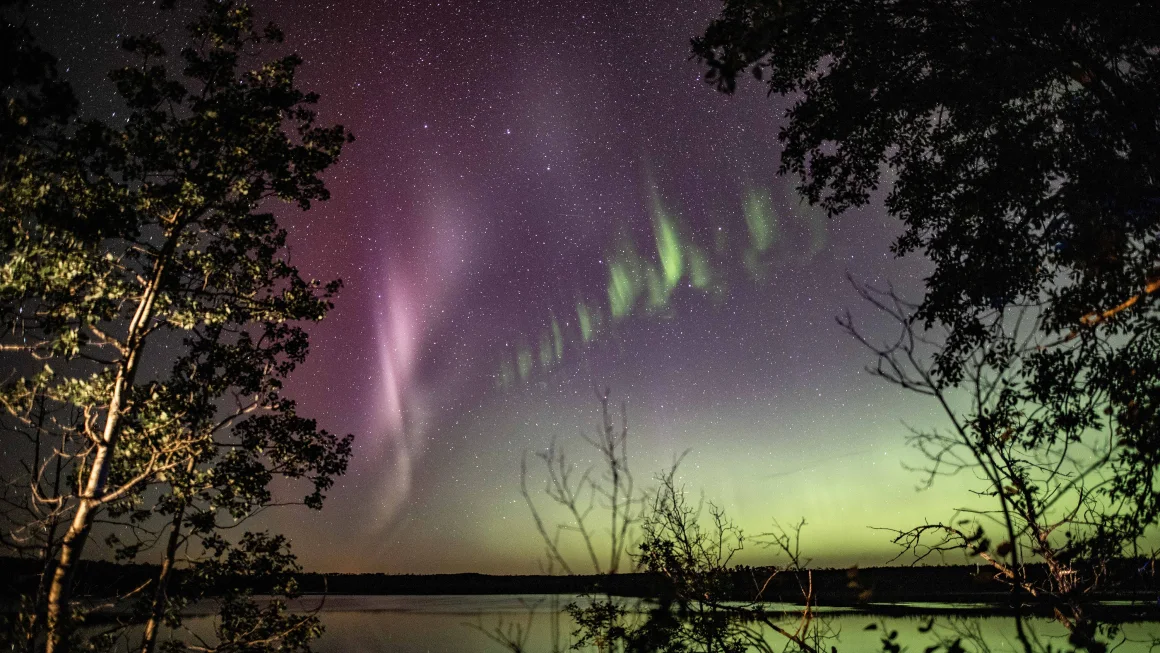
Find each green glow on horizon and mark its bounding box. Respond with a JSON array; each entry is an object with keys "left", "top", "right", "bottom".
[
  {"left": 447, "top": 402, "right": 991, "bottom": 576},
  {"left": 608, "top": 260, "right": 638, "bottom": 319},
  {"left": 646, "top": 267, "right": 668, "bottom": 311}
]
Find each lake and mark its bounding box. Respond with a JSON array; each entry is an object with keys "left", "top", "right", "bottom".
[{"left": 171, "top": 595, "right": 1160, "bottom": 652}]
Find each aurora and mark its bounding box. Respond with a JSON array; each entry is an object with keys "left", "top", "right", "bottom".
[{"left": 22, "top": 0, "right": 957, "bottom": 576}]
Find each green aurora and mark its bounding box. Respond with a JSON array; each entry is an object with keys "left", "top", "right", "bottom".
[{"left": 495, "top": 182, "right": 830, "bottom": 388}]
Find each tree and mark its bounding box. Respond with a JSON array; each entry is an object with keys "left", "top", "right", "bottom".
[
  {"left": 633, "top": 468, "right": 825, "bottom": 653},
  {"left": 694, "top": 1, "right": 1159, "bottom": 353},
  {"left": 521, "top": 389, "right": 639, "bottom": 578},
  {"left": 693, "top": 0, "right": 1158, "bottom": 439},
  {"left": 122, "top": 333, "right": 351, "bottom": 653},
  {"left": 841, "top": 281, "right": 1133, "bottom": 651},
  {"left": 694, "top": 4, "right": 1159, "bottom": 649},
  {"left": 0, "top": 0, "right": 78, "bottom": 241},
  {"left": 0, "top": 1, "right": 354, "bottom": 651},
  {"left": 512, "top": 393, "right": 834, "bottom": 653},
  {"left": 0, "top": 3, "right": 87, "bottom": 647},
  {"left": 482, "top": 390, "right": 641, "bottom": 653}
]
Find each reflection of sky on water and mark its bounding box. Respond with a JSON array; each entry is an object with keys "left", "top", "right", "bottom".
[{"left": 167, "top": 596, "right": 1160, "bottom": 653}]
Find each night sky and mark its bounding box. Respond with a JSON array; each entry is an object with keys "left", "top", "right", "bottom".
[{"left": 27, "top": 0, "right": 979, "bottom": 574}]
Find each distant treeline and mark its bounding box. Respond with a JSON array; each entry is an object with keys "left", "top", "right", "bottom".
[
  {"left": 2, "top": 558, "right": 1157, "bottom": 607},
  {"left": 292, "top": 563, "right": 1160, "bottom": 606}
]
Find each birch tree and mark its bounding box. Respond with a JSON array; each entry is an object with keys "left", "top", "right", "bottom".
[{"left": 0, "top": 2, "right": 353, "bottom": 650}]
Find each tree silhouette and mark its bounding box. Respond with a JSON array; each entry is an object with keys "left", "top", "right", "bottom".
[
  {"left": 693, "top": 1, "right": 1158, "bottom": 412},
  {"left": 695, "top": 5, "right": 1158, "bottom": 650},
  {"left": 841, "top": 280, "right": 1136, "bottom": 652},
  {"left": 514, "top": 393, "right": 834, "bottom": 653},
  {"left": 694, "top": 1, "right": 1159, "bottom": 365}
]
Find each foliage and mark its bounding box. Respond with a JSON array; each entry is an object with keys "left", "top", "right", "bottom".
[
  {"left": 628, "top": 467, "right": 830, "bottom": 653},
  {"left": 510, "top": 391, "right": 841, "bottom": 652},
  {"left": 693, "top": 0, "right": 1159, "bottom": 520},
  {"left": 841, "top": 282, "right": 1139, "bottom": 652},
  {"left": 695, "top": 4, "right": 1159, "bottom": 650},
  {"left": 168, "top": 532, "right": 323, "bottom": 653},
  {"left": 565, "top": 599, "right": 630, "bottom": 652},
  {"left": 0, "top": 0, "right": 79, "bottom": 244},
  {"left": 694, "top": 0, "right": 1159, "bottom": 359},
  {"left": 0, "top": 1, "right": 353, "bottom": 651},
  {"left": 627, "top": 467, "right": 758, "bottom": 653},
  {"left": 0, "top": 4, "right": 87, "bottom": 647},
  {"left": 636, "top": 467, "right": 745, "bottom": 613}
]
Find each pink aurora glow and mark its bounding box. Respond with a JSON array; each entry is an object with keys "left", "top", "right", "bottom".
[{"left": 372, "top": 181, "right": 478, "bottom": 524}]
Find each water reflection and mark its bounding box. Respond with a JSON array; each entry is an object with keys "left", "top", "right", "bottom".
[{"left": 171, "top": 596, "right": 1160, "bottom": 653}]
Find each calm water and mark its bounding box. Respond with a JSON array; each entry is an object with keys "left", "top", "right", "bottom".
[{"left": 173, "top": 595, "right": 1160, "bottom": 652}]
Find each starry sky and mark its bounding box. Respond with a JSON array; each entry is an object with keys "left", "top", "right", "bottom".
[{"left": 26, "top": 0, "right": 982, "bottom": 574}]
